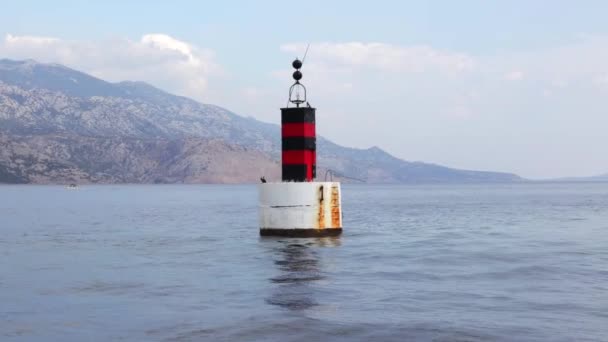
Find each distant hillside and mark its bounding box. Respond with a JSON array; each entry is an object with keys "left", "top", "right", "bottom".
[
  {"left": 593, "top": 173, "right": 608, "bottom": 181},
  {"left": 553, "top": 173, "right": 608, "bottom": 182},
  {"left": 0, "top": 133, "right": 279, "bottom": 184},
  {"left": 0, "top": 58, "right": 522, "bottom": 184}
]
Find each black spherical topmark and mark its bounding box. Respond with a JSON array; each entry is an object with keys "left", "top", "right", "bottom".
[
  {"left": 292, "top": 59, "right": 303, "bottom": 69},
  {"left": 292, "top": 70, "right": 302, "bottom": 81}
]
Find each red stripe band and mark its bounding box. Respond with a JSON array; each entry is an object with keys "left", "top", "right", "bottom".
[
  {"left": 282, "top": 123, "right": 315, "bottom": 138},
  {"left": 282, "top": 150, "right": 316, "bottom": 165}
]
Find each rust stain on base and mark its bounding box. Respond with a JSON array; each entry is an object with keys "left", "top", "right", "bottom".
[
  {"left": 330, "top": 185, "right": 340, "bottom": 228},
  {"left": 317, "top": 185, "right": 325, "bottom": 229}
]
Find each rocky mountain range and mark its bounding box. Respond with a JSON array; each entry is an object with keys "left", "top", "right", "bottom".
[{"left": 0, "top": 58, "right": 522, "bottom": 184}]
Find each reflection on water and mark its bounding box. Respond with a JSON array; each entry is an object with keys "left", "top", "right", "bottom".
[{"left": 262, "top": 237, "right": 340, "bottom": 311}]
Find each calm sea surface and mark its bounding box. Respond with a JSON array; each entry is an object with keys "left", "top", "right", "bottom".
[{"left": 1, "top": 183, "right": 607, "bottom": 341}]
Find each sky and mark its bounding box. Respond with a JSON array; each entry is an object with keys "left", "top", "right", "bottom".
[{"left": 1, "top": 0, "right": 607, "bottom": 179}]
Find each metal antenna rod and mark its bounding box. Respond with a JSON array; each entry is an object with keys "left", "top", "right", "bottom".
[{"left": 301, "top": 43, "right": 311, "bottom": 65}]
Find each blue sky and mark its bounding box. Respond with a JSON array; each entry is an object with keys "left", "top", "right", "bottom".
[{"left": 1, "top": 1, "right": 607, "bottom": 178}]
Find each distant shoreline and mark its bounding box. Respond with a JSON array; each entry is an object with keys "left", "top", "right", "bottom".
[{"left": 2, "top": 180, "right": 608, "bottom": 186}]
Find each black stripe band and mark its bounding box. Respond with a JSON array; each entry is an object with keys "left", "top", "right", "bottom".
[
  {"left": 282, "top": 137, "right": 316, "bottom": 150},
  {"left": 282, "top": 164, "right": 308, "bottom": 182},
  {"left": 260, "top": 228, "right": 342, "bottom": 237},
  {"left": 281, "top": 107, "right": 316, "bottom": 123}
]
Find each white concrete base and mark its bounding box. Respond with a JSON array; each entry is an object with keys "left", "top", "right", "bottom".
[{"left": 258, "top": 182, "right": 342, "bottom": 236}]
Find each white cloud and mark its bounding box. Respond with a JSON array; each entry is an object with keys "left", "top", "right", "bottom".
[
  {"left": 594, "top": 73, "right": 608, "bottom": 86},
  {"left": 0, "top": 33, "right": 220, "bottom": 101},
  {"left": 504, "top": 70, "right": 524, "bottom": 81},
  {"left": 489, "top": 35, "right": 608, "bottom": 85},
  {"left": 444, "top": 105, "right": 474, "bottom": 119},
  {"left": 140, "top": 34, "right": 209, "bottom": 71},
  {"left": 551, "top": 80, "right": 568, "bottom": 88},
  {"left": 5, "top": 33, "right": 59, "bottom": 45},
  {"left": 281, "top": 42, "right": 475, "bottom": 73}
]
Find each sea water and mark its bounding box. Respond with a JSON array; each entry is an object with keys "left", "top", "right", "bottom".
[{"left": 1, "top": 183, "right": 607, "bottom": 341}]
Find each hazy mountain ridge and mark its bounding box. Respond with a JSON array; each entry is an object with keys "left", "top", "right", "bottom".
[
  {"left": 552, "top": 173, "right": 608, "bottom": 182},
  {"left": 0, "top": 58, "right": 522, "bottom": 184}
]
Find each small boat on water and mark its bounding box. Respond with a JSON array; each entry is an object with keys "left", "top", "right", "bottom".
[{"left": 66, "top": 183, "right": 79, "bottom": 190}]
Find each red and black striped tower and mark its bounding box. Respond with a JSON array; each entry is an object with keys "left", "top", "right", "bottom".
[
  {"left": 258, "top": 58, "right": 342, "bottom": 236},
  {"left": 281, "top": 59, "right": 315, "bottom": 182}
]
